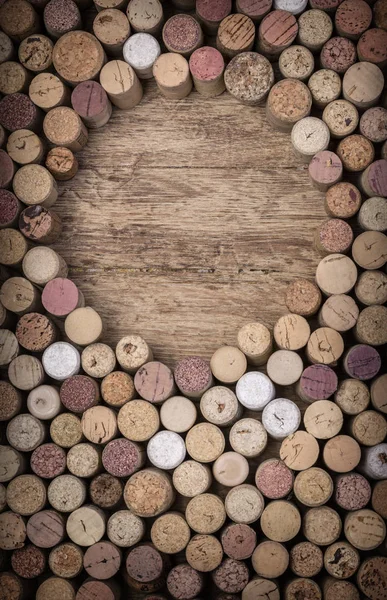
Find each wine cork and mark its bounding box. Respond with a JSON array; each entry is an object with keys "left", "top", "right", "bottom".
[
  {"left": 93, "top": 9, "right": 130, "bottom": 57},
  {"left": 285, "top": 279, "right": 321, "bottom": 317},
  {"left": 212, "top": 559, "right": 249, "bottom": 595},
  {"left": 309, "top": 151, "right": 343, "bottom": 192},
  {"left": 100, "top": 59, "right": 143, "bottom": 109},
  {"left": 304, "top": 401, "right": 343, "bottom": 440},
  {"left": 258, "top": 10, "right": 298, "bottom": 57},
  {"left": 65, "top": 307, "right": 103, "bottom": 346},
  {"left": 18, "top": 35, "right": 53, "bottom": 74},
  {"left": 53, "top": 31, "right": 105, "bottom": 86},
  {"left": 162, "top": 14, "right": 203, "bottom": 58},
  {"left": 261, "top": 501, "right": 301, "bottom": 542},
  {"left": 43, "top": 341, "right": 81, "bottom": 381},
  {"left": 83, "top": 541, "right": 121, "bottom": 579},
  {"left": 134, "top": 361, "right": 175, "bottom": 403},
  {"left": 67, "top": 443, "right": 102, "bottom": 478},
  {"left": 360, "top": 107, "right": 387, "bottom": 143},
  {"left": 31, "top": 443, "right": 66, "bottom": 479},
  {"left": 42, "top": 278, "right": 84, "bottom": 319},
  {"left": 90, "top": 474, "right": 123, "bottom": 509},
  {"left": 325, "top": 182, "right": 361, "bottom": 220},
  {"left": 45, "top": 149, "right": 77, "bottom": 185},
  {"left": 274, "top": 0, "right": 307, "bottom": 13},
  {"left": 372, "top": 481, "right": 387, "bottom": 518},
  {"left": 0, "top": 381, "right": 22, "bottom": 421},
  {"left": 71, "top": 81, "right": 111, "bottom": 130},
  {"left": 335, "top": 472, "right": 371, "bottom": 511},
  {"left": 107, "top": 510, "right": 144, "bottom": 546},
  {"left": 262, "top": 398, "right": 301, "bottom": 441},
  {"left": 13, "top": 164, "right": 58, "bottom": 208},
  {"left": 6, "top": 474, "right": 46, "bottom": 516},
  {"left": 186, "top": 493, "right": 226, "bottom": 534},
  {"left": 359, "top": 443, "right": 387, "bottom": 479},
  {"left": 358, "top": 29, "right": 387, "bottom": 68},
  {"left": 324, "top": 541, "right": 360, "bottom": 579},
  {"left": 152, "top": 53, "right": 192, "bottom": 100},
  {"left": 375, "top": 0, "right": 387, "bottom": 27},
  {"left": 147, "top": 430, "right": 185, "bottom": 470},
  {"left": 118, "top": 399, "right": 159, "bottom": 441},
  {"left": 151, "top": 512, "right": 190, "bottom": 554},
  {"left": 0, "top": 0, "right": 39, "bottom": 42},
  {"left": 358, "top": 197, "right": 387, "bottom": 232},
  {"left": 216, "top": 14, "right": 255, "bottom": 59},
  {"left": 76, "top": 580, "right": 120, "bottom": 600},
  {"left": 27, "top": 510, "right": 64, "bottom": 548},
  {"left": 8, "top": 355, "right": 45, "bottom": 391},
  {"left": 200, "top": 387, "right": 240, "bottom": 427},
  {"left": 308, "top": 69, "right": 341, "bottom": 109},
  {"left": 50, "top": 413, "right": 82, "bottom": 448},
  {"left": 356, "top": 305, "right": 387, "bottom": 346},
  {"left": 66, "top": 505, "right": 106, "bottom": 547},
  {"left": 0, "top": 31, "right": 14, "bottom": 63},
  {"left": 255, "top": 458, "right": 294, "bottom": 499},
  {"left": 0, "top": 62, "right": 31, "bottom": 95},
  {"left": 160, "top": 396, "right": 197, "bottom": 433},
  {"left": 297, "top": 364, "right": 338, "bottom": 403},
  {"left": 237, "top": 321, "right": 272, "bottom": 365},
  {"left": 357, "top": 557, "right": 387, "bottom": 600},
  {"left": 224, "top": 52, "right": 274, "bottom": 106},
  {"left": 0, "top": 277, "right": 42, "bottom": 316},
  {"left": 16, "top": 313, "right": 57, "bottom": 353},
  {"left": 279, "top": 46, "right": 314, "bottom": 82},
  {"left": 225, "top": 484, "right": 264, "bottom": 525},
  {"left": 290, "top": 542, "right": 323, "bottom": 578},
  {"left": 127, "top": 0, "right": 163, "bottom": 35},
  {"left": 173, "top": 461, "right": 212, "bottom": 498},
  {"left": 361, "top": 159, "right": 387, "bottom": 198},
  {"left": 189, "top": 46, "right": 225, "bottom": 97},
  {"left": 322, "top": 100, "right": 359, "bottom": 140},
  {"left": 0, "top": 229, "right": 29, "bottom": 267},
  {"left": 221, "top": 523, "right": 256, "bottom": 562},
  {"left": 196, "top": 0, "right": 231, "bottom": 34},
  {"left": 304, "top": 506, "right": 342, "bottom": 546},
  {"left": 316, "top": 254, "right": 358, "bottom": 296},
  {"left": 101, "top": 372, "right": 134, "bottom": 407},
  {"left": 81, "top": 344, "right": 115, "bottom": 379},
  {"left": 371, "top": 374, "right": 387, "bottom": 413},
  {"left": 294, "top": 467, "right": 333, "bottom": 507},
  {"left": 345, "top": 509, "right": 386, "bottom": 550},
  {"left": 273, "top": 313, "right": 310, "bottom": 350},
  {"left": 280, "top": 431, "right": 320, "bottom": 470},
  {"left": 337, "top": 134, "right": 375, "bottom": 172},
  {"left": 335, "top": 0, "right": 372, "bottom": 40},
  {"left": 285, "top": 579, "right": 322, "bottom": 600},
  {"left": 236, "top": 0, "right": 272, "bottom": 21},
  {"left": 213, "top": 452, "right": 249, "bottom": 487},
  {"left": 124, "top": 468, "right": 175, "bottom": 517},
  {"left": 29, "top": 73, "right": 71, "bottom": 113},
  {"left": 60, "top": 375, "right": 99, "bottom": 414},
  {"left": 242, "top": 578, "right": 280, "bottom": 600},
  {"left": 81, "top": 406, "right": 117, "bottom": 444},
  {"left": 44, "top": 0, "right": 81, "bottom": 39},
  {"left": 252, "top": 540, "right": 288, "bottom": 578},
  {"left": 7, "top": 130, "right": 44, "bottom": 166},
  {"left": 123, "top": 33, "right": 161, "bottom": 79},
  {"left": 267, "top": 79, "right": 311, "bottom": 132},
  {"left": 0, "top": 149, "right": 15, "bottom": 189},
  {"left": 0, "top": 329, "right": 19, "bottom": 366},
  {"left": 352, "top": 231, "right": 387, "bottom": 270},
  {"left": 291, "top": 117, "right": 330, "bottom": 162},
  {"left": 351, "top": 409, "right": 387, "bottom": 446},
  {"left": 229, "top": 418, "right": 268, "bottom": 458},
  {"left": 125, "top": 543, "right": 166, "bottom": 584},
  {"left": 343, "top": 63, "right": 384, "bottom": 109},
  {"left": 0, "top": 445, "right": 25, "bottom": 482},
  {"left": 323, "top": 435, "right": 362, "bottom": 473},
  {"left": 174, "top": 356, "right": 213, "bottom": 399},
  {"left": 297, "top": 9, "right": 332, "bottom": 52},
  {"left": 167, "top": 564, "right": 204, "bottom": 600},
  {"left": 186, "top": 534, "right": 223, "bottom": 572},
  {"left": 186, "top": 423, "right": 225, "bottom": 463},
  {"left": 0, "top": 190, "right": 21, "bottom": 228},
  {"left": 0, "top": 93, "right": 42, "bottom": 133},
  {"left": 43, "top": 107, "right": 88, "bottom": 153},
  {"left": 48, "top": 474, "right": 86, "bottom": 512},
  {"left": 11, "top": 544, "right": 46, "bottom": 579},
  {"left": 37, "top": 578, "right": 76, "bottom": 600},
  {"left": 318, "top": 294, "right": 359, "bottom": 331},
  {"left": 0, "top": 512, "right": 26, "bottom": 550},
  {"left": 320, "top": 37, "right": 356, "bottom": 74},
  {"left": 19, "top": 205, "right": 62, "bottom": 245},
  {"left": 116, "top": 334, "right": 153, "bottom": 373},
  {"left": 344, "top": 344, "right": 381, "bottom": 380}
]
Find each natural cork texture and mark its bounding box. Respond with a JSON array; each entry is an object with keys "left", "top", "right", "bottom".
[
  {"left": 267, "top": 79, "right": 311, "bottom": 132},
  {"left": 323, "top": 580, "right": 360, "bottom": 600},
  {"left": 1, "top": 277, "right": 41, "bottom": 316},
  {"left": 304, "top": 401, "right": 343, "bottom": 439},
  {"left": 303, "top": 506, "right": 342, "bottom": 546},
  {"left": 50, "top": 413, "right": 83, "bottom": 448},
  {"left": 345, "top": 509, "right": 386, "bottom": 550},
  {"left": 82, "top": 406, "right": 117, "bottom": 444},
  {"left": 351, "top": 410, "right": 387, "bottom": 446},
  {"left": 151, "top": 512, "right": 190, "bottom": 554},
  {"left": 11, "top": 544, "right": 46, "bottom": 578},
  {"left": 153, "top": 53, "right": 192, "bottom": 100},
  {"left": 47, "top": 474, "right": 86, "bottom": 512},
  {"left": 217, "top": 14, "right": 255, "bottom": 58},
  {"left": 280, "top": 431, "right": 320, "bottom": 471},
  {"left": 343, "top": 62, "right": 384, "bottom": 109},
  {"left": 316, "top": 254, "right": 358, "bottom": 296},
  {"left": 67, "top": 443, "right": 101, "bottom": 478},
  {"left": 186, "top": 423, "right": 225, "bottom": 463},
  {"left": 371, "top": 374, "right": 387, "bottom": 414},
  {"left": 273, "top": 313, "right": 310, "bottom": 350},
  {"left": 200, "top": 386, "right": 240, "bottom": 427},
  {"left": 0, "top": 229, "right": 28, "bottom": 266},
  {"left": 0, "top": 93, "right": 39, "bottom": 133},
  {"left": 291, "top": 117, "right": 330, "bottom": 161},
  {"left": 335, "top": 0, "right": 372, "bottom": 39},
  {"left": 357, "top": 557, "right": 387, "bottom": 600},
  {"left": 308, "top": 69, "right": 341, "bottom": 109},
  {"left": 324, "top": 541, "right": 360, "bottom": 578},
  {"left": 260, "top": 501, "right": 301, "bottom": 542},
  {"left": 107, "top": 510, "right": 144, "bottom": 547},
  {"left": 125, "top": 543, "right": 165, "bottom": 583},
  {"left": 0, "top": 512, "right": 26, "bottom": 550},
  {"left": 90, "top": 474, "right": 123, "bottom": 509},
  {"left": 358, "top": 301, "right": 387, "bottom": 343},
  {"left": 36, "top": 578, "right": 76, "bottom": 600},
  {"left": 6, "top": 474, "right": 46, "bottom": 516},
  {"left": 46, "top": 147, "right": 78, "bottom": 181},
  {"left": 224, "top": 52, "right": 274, "bottom": 106},
  {"left": 93, "top": 9, "right": 130, "bottom": 55},
  {"left": 13, "top": 164, "right": 57, "bottom": 208},
  {"left": 372, "top": 481, "right": 387, "bottom": 519},
  {"left": 252, "top": 541, "right": 289, "bottom": 578},
  {"left": 323, "top": 435, "right": 361, "bottom": 473},
  {"left": 19, "top": 35, "right": 53, "bottom": 73},
  {"left": 167, "top": 563, "right": 204, "bottom": 599},
  {"left": 320, "top": 37, "right": 356, "bottom": 74},
  {"left": 118, "top": 399, "right": 159, "bottom": 441},
  {"left": 358, "top": 197, "right": 387, "bottom": 232},
  {"left": 285, "top": 579, "right": 321, "bottom": 600},
  {"left": 0, "top": 446, "right": 24, "bottom": 483},
  {"left": 258, "top": 9, "right": 298, "bottom": 55},
  {"left": 0, "top": 0, "right": 39, "bottom": 42},
  {"left": 237, "top": 321, "right": 272, "bottom": 365},
  {"left": 360, "top": 107, "right": 387, "bottom": 143},
  {"left": 212, "top": 558, "right": 249, "bottom": 594},
  {"left": 237, "top": 0, "right": 272, "bottom": 20},
  {"left": 43, "top": 107, "right": 88, "bottom": 153},
  {"left": 27, "top": 510, "right": 65, "bottom": 548},
  {"left": 222, "top": 523, "right": 256, "bottom": 561},
  {"left": 7, "top": 413, "right": 45, "bottom": 451},
  {"left": 352, "top": 231, "right": 387, "bottom": 270},
  {"left": 319, "top": 294, "right": 358, "bottom": 331},
  {"left": 19, "top": 205, "right": 62, "bottom": 245},
  {"left": 60, "top": 375, "right": 99, "bottom": 413},
  {"left": 279, "top": 46, "right": 314, "bottom": 81},
  {"left": 285, "top": 279, "right": 321, "bottom": 316},
  {"left": 66, "top": 505, "right": 106, "bottom": 547},
  {"left": 101, "top": 371, "right": 135, "bottom": 406},
  {"left": 7, "top": 130, "right": 44, "bottom": 165},
  {"left": 31, "top": 443, "right": 66, "bottom": 479},
  {"left": 325, "top": 182, "right": 361, "bottom": 219},
  {"left": 23, "top": 246, "right": 68, "bottom": 286},
  {"left": 290, "top": 542, "right": 323, "bottom": 577},
  {"left": 173, "top": 461, "right": 211, "bottom": 497},
  {"left": 337, "top": 134, "right": 375, "bottom": 172},
  {"left": 294, "top": 468, "right": 333, "bottom": 507},
  {"left": 196, "top": 0, "right": 232, "bottom": 33},
  {"left": 53, "top": 31, "right": 105, "bottom": 86},
  {"left": 124, "top": 469, "right": 174, "bottom": 517},
  {"left": 29, "top": 73, "right": 70, "bottom": 112},
  {"left": 361, "top": 160, "right": 387, "bottom": 198},
  {"left": 335, "top": 473, "right": 371, "bottom": 511},
  {"left": 134, "top": 360, "right": 175, "bottom": 402},
  {"left": 323, "top": 100, "right": 359, "bottom": 139},
  {"left": 230, "top": 418, "right": 267, "bottom": 457},
  {"left": 186, "top": 534, "right": 223, "bottom": 572},
  {"left": 16, "top": 313, "right": 56, "bottom": 352},
  {"left": 298, "top": 9, "right": 333, "bottom": 51},
  {"left": 0, "top": 381, "right": 21, "bottom": 421},
  {"left": 186, "top": 493, "right": 226, "bottom": 534},
  {"left": 83, "top": 541, "right": 121, "bottom": 579},
  {"left": 127, "top": 0, "right": 163, "bottom": 35},
  {"left": 160, "top": 396, "right": 197, "bottom": 432},
  {"left": 81, "top": 343, "right": 116, "bottom": 379},
  {"left": 65, "top": 307, "right": 103, "bottom": 346},
  {"left": 116, "top": 334, "right": 152, "bottom": 373}
]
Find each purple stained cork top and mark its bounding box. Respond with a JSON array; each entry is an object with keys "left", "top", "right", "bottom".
[
  {"left": 60, "top": 375, "right": 99, "bottom": 413},
  {"left": 71, "top": 81, "right": 109, "bottom": 119},
  {"left": 345, "top": 345, "right": 381, "bottom": 381},
  {"left": 167, "top": 563, "right": 203, "bottom": 599},
  {"left": 0, "top": 94, "right": 37, "bottom": 132},
  {"left": 212, "top": 558, "right": 249, "bottom": 594},
  {"left": 134, "top": 361, "right": 175, "bottom": 403},
  {"left": 335, "top": 473, "right": 371, "bottom": 510},
  {"left": 255, "top": 459, "right": 294, "bottom": 499},
  {"left": 44, "top": 0, "right": 80, "bottom": 34},
  {"left": 0, "top": 150, "right": 15, "bottom": 189},
  {"left": 83, "top": 542, "right": 121, "bottom": 579},
  {"left": 126, "top": 544, "right": 164, "bottom": 583},
  {"left": 309, "top": 151, "right": 343, "bottom": 184},
  {"left": 260, "top": 10, "right": 298, "bottom": 47},
  {"left": 42, "top": 278, "right": 81, "bottom": 317},
  {"left": 26, "top": 510, "right": 64, "bottom": 548},
  {"left": 174, "top": 356, "right": 212, "bottom": 394},
  {"left": 163, "top": 15, "right": 201, "bottom": 52},
  {"left": 299, "top": 365, "right": 338, "bottom": 401},
  {"left": 320, "top": 37, "right": 356, "bottom": 73},
  {"left": 0, "top": 190, "right": 19, "bottom": 225},
  {"left": 238, "top": 0, "right": 273, "bottom": 18},
  {"left": 30, "top": 443, "right": 67, "bottom": 479},
  {"left": 11, "top": 544, "right": 46, "bottom": 579},
  {"left": 221, "top": 523, "right": 257, "bottom": 560},
  {"left": 366, "top": 160, "right": 387, "bottom": 197},
  {"left": 102, "top": 438, "right": 142, "bottom": 477},
  {"left": 189, "top": 47, "right": 224, "bottom": 81},
  {"left": 196, "top": 0, "right": 231, "bottom": 22}
]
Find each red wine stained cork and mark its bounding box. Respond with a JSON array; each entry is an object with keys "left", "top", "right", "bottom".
[
  {"left": 44, "top": 0, "right": 81, "bottom": 39},
  {"left": 186, "top": 534, "right": 223, "bottom": 572},
  {"left": 16, "top": 313, "right": 57, "bottom": 353},
  {"left": 19, "top": 205, "right": 62, "bottom": 246},
  {"left": 337, "top": 135, "right": 375, "bottom": 172},
  {"left": 325, "top": 182, "right": 361, "bottom": 220},
  {"left": 43, "top": 107, "right": 88, "bottom": 153},
  {"left": 18, "top": 35, "right": 53, "bottom": 73},
  {"left": 255, "top": 458, "right": 294, "bottom": 499},
  {"left": 372, "top": 481, "right": 387, "bottom": 518},
  {"left": 174, "top": 356, "right": 213, "bottom": 399},
  {"left": 357, "top": 556, "right": 387, "bottom": 600},
  {"left": 134, "top": 361, "right": 175, "bottom": 403},
  {"left": 93, "top": 9, "right": 130, "bottom": 57},
  {"left": 0, "top": 229, "right": 29, "bottom": 267},
  {"left": 0, "top": 512, "right": 26, "bottom": 550},
  {"left": 163, "top": 14, "right": 203, "bottom": 58},
  {"left": 291, "top": 117, "right": 330, "bottom": 162},
  {"left": 0, "top": 62, "right": 31, "bottom": 95},
  {"left": 308, "top": 69, "right": 341, "bottom": 109},
  {"left": 335, "top": 0, "right": 372, "bottom": 40},
  {"left": 13, "top": 164, "right": 58, "bottom": 208},
  {"left": 224, "top": 52, "right": 274, "bottom": 105},
  {"left": 344, "top": 344, "right": 381, "bottom": 380},
  {"left": 0, "top": 149, "right": 15, "bottom": 189},
  {"left": 0, "top": 381, "right": 22, "bottom": 421},
  {"left": 266, "top": 79, "right": 312, "bottom": 132},
  {"left": 212, "top": 559, "right": 249, "bottom": 595},
  {"left": 0, "top": 446, "right": 25, "bottom": 483},
  {"left": 8, "top": 355, "right": 45, "bottom": 390},
  {"left": 196, "top": 0, "right": 231, "bottom": 34},
  {"left": 318, "top": 294, "right": 359, "bottom": 331},
  {"left": 67, "top": 443, "right": 102, "bottom": 478},
  {"left": 11, "top": 544, "right": 46, "bottom": 579},
  {"left": 361, "top": 159, "right": 387, "bottom": 198},
  {"left": 0, "top": 483, "right": 6, "bottom": 510},
  {"left": 285, "top": 279, "right": 322, "bottom": 316},
  {"left": 81, "top": 406, "right": 117, "bottom": 444},
  {"left": 50, "top": 413, "right": 82, "bottom": 448},
  {"left": 358, "top": 29, "right": 387, "bottom": 68},
  {"left": 356, "top": 305, "right": 387, "bottom": 345},
  {"left": 186, "top": 493, "right": 226, "bottom": 534},
  {"left": 304, "top": 401, "right": 343, "bottom": 440},
  {"left": 252, "top": 541, "right": 289, "bottom": 578},
  {"left": 103, "top": 438, "right": 145, "bottom": 477},
  {"left": 60, "top": 375, "right": 99, "bottom": 414},
  {"left": 100, "top": 59, "right": 143, "bottom": 108},
  {"left": 307, "top": 324, "right": 345, "bottom": 362},
  {"left": 216, "top": 14, "right": 255, "bottom": 59},
  {"left": 237, "top": 321, "right": 272, "bottom": 365},
  {"left": 279, "top": 46, "right": 315, "bottom": 82},
  {"left": 297, "top": 9, "right": 332, "bottom": 51},
  {"left": 37, "top": 578, "right": 76, "bottom": 600},
  {"left": 66, "top": 505, "right": 106, "bottom": 547},
  {"left": 53, "top": 31, "right": 105, "bottom": 86},
  {"left": 152, "top": 53, "right": 191, "bottom": 100},
  {"left": 126, "top": 543, "right": 166, "bottom": 583},
  {"left": 0, "top": 0, "right": 39, "bottom": 42},
  {"left": 76, "top": 579, "right": 120, "bottom": 600},
  {"left": 0, "top": 190, "right": 21, "bottom": 228},
  {"left": 151, "top": 512, "right": 190, "bottom": 554},
  {"left": 1, "top": 277, "right": 42, "bottom": 316},
  {"left": 27, "top": 510, "right": 64, "bottom": 548},
  {"left": 324, "top": 540, "right": 360, "bottom": 579},
  {"left": 47, "top": 474, "right": 86, "bottom": 512},
  {"left": 323, "top": 435, "right": 362, "bottom": 472},
  {"left": 42, "top": 278, "right": 84, "bottom": 318},
  {"left": 371, "top": 373, "right": 387, "bottom": 413},
  {"left": 345, "top": 509, "right": 386, "bottom": 550},
  {"left": 189, "top": 46, "right": 226, "bottom": 97},
  {"left": 351, "top": 409, "right": 387, "bottom": 446},
  {"left": 260, "top": 501, "right": 301, "bottom": 542},
  {"left": 31, "top": 443, "right": 66, "bottom": 479},
  {"left": 29, "top": 74, "right": 71, "bottom": 113},
  {"left": 65, "top": 307, "right": 103, "bottom": 346},
  {"left": 6, "top": 474, "right": 47, "bottom": 516},
  {"left": 83, "top": 541, "right": 121, "bottom": 579},
  {"left": 0, "top": 93, "right": 42, "bottom": 133},
  {"left": 230, "top": 418, "right": 267, "bottom": 458},
  {"left": 358, "top": 197, "right": 387, "bottom": 231},
  {"left": 90, "top": 473, "right": 123, "bottom": 509},
  {"left": 309, "top": 151, "right": 343, "bottom": 192},
  {"left": 107, "top": 510, "right": 144, "bottom": 547},
  {"left": 160, "top": 396, "right": 197, "bottom": 432},
  {"left": 127, "top": 0, "right": 163, "bottom": 35},
  {"left": 236, "top": 0, "right": 272, "bottom": 21},
  {"left": 7, "top": 130, "right": 44, "bottom": 165},
  {"left": 167, "top": 564, "right": 204, "bottom": 599},
  {"left": 352, "top": 231, "right": 387, "bottom": 271},
  {"left": 124, "top": 468, "right": 174, "bottom": 517},
  {"left": 221, "top": 523, "right": 256, "bottom": 561},
  {"left": 7, "top": 413, "right": 45, "bottom": 453},
  {"left": 303, "top": 506, "right": 342, "bottom": 546},
  {"left": 335, "top": 472, "right": 371, "bottom": 511},
  {"left": 290, "top": 542, "right": 323, "bottom": 577},
  {"left": 49, "top": 542, "right": 84, "bottom": 577},
  {"left": 258, "top": 10, "right": 298, "bottom": 57},
  {"left": 0, "top": 31, "right": 14, "bottom": 63},
  {"left": 280, "top": 431, "right": 320, "bottom": 471},
  {"left": 71, "top": 81, "right": 111, "bottom": 129},
  {"left": 173, "top": 460, "right": 212, "bottom": 497},
  {"left": 118, "top": 399, "right": 159, "bottom": 441},
  {"left": 273, "top": 313, "right": 310, "bottom": 350},
  {"left": 81, "top": 343, "right": 115, "bottom": 379},
  {"left": 320, "top": 37, "right": 356, "bottom": 74},
  {"left": 316, "top": 254, "right": 358, "bottom": 296},
  {"left": 343, "top": 63, "right": 384, "bottom": 109}
]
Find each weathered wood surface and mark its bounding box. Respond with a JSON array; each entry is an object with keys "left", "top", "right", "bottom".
[{"left": 54, "top": 81, "right": 326, "bottom": 366}]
